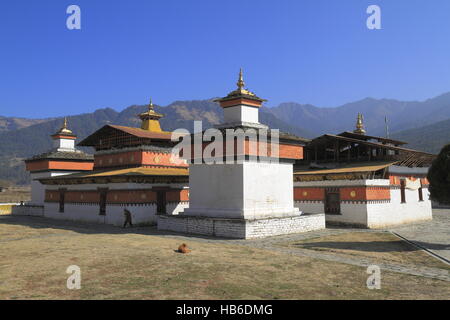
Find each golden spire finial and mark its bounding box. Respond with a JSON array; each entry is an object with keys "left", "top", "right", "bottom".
[
  {"left": 237, "top": 68, "right": 245, "bottom": 90},
  {"left": 57, "top": 116, "right": 73, "bottom": 135},
  {"left": 149, "top": 98, "right": 154, "bottom": 111},
  {"left": 354, "top": 113, "right": 366, "bottom": 135}
]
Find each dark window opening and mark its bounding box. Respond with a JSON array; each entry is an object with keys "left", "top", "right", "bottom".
[
  {"left": 418, "top": 187, "right": 424, "bottom": 202},
  {"left": 325, "top": 189, "right": 341, "bottom": 215},
  {"left": 156, "top": 191, "right": 167, "bottom": 215},
  {"left": 400, "top": 180, "right": 406, "bottom": 203},
  {"left": 59, "top": 190, "right": 65, "bottom": 213},
  {"left": 99, "top": 190, "right": 107, "bottom": 216}
]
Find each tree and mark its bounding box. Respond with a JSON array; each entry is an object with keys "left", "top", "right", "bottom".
[{"left": 427, "top": 144, "right": 450, "bottom": 204}]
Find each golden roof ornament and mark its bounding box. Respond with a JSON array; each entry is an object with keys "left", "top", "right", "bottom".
[
  {"left": 57, "top": 117, "right": 73, "bottom": 135},
  {"left": 148, "top": 98, "right": 154, "bottom": 111},
  {"left": 138, "top": 98, "right": 164, "bottom": 132},
  {"left": 237, "top": 68, "right": 245, "bottom": 91},
  {"left": 225, "top": 68, "right": 260, "bottom": 98},
  {"left": 214, "top": 69, "right": 267, "bottom": 104},
  {"left": 354, "top": 113, "right": 366, "bottom": 135},
  {"left": 139, "top": 98, "right": 163, "bottom": 120}
]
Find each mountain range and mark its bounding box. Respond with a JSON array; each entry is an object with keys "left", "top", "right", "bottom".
[{"left": 1, "top": 92, "right": 449, "bottom": 185}]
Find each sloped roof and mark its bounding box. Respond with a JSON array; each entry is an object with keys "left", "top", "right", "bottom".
[
  {"left": 26, "top": 150, "right": 94, "bottom": 162},
  {"left": 338, "top": 131, "right": 407, "bottom": 146},
  {"left": 38, "top": 166, "right": 189, "bottom": 185},
  {"left": 294, "top": 161, "right": 396, "bottom": 175},
  {"left": 78, "top": 125, "right": 184, "bottom": 147},
  {"left": 41, "top": 166, "right": 188, "bottom": 179},
  {"left": 308, "top": 133, "right": 434, "bottom": 156}
]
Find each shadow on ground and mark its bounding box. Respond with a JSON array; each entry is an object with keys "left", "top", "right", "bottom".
[
  {"left": 294, "top": 241, "right": 420, "bottom": 253},
  {"left": 0, "top": 215, "right": 235, "bottom": 241}
]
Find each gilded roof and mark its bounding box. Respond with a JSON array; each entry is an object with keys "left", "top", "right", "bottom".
[
  {"left": 43, "top": 166, "right": 188, "bottom": 179},
  {"left": 294, "top": 161, "right": 397, "bottom": 175},
  {"left": 138, "top": 98, "right": 164, "bottom": 120},
  {"left": 38, "top": 166, "right": 189, "bottom": 184},
  {"left": 214, "top": 69, "right": 266, "bottom": 103}
]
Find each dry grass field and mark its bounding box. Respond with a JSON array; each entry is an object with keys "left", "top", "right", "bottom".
[
  {"left": 0, "top": 216, "right": 449, "bottom": 300},
  {"left": 0, "top": 187, "right": 30, "bottom": 204}
]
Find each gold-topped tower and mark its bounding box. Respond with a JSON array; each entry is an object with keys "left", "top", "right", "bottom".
[
  {"left": 215, "top": 68, "right": 266, "bottom": 106},
  {"left": 354, "top": 113, "right": 366, "bottom": 135},
  {"left": 226, "top": 68, "right": 259, "bottom": 98},
  {"left": 139, "top": 98, "right": 164, "bottom": 132},
  {"left": 54, "top": 117, "right": 74, "bottom": 136}
]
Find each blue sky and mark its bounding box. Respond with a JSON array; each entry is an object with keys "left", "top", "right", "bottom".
[{"left": 1, "top": 0, "right": 450, "bottom": 118}]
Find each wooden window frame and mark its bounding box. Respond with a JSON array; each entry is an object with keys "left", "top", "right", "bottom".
[
  {"left": 98, "top": 188, "right": 108, "bottom": 216},
  {"left": 418, "top": 187, "right": 424, "bottom": 202},
  {"left": 156, "top": 191, "right": 167, "bottom": 215},
  {"left": 400, "top": 179, "right": 406, "bottom": 204},
  {"left": 58, "top": 188, "right": 66, "bottom": 213}
]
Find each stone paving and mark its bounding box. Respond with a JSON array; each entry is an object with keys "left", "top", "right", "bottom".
[{"left": 388, "top": 209, "right": 450, "bottom": 262}]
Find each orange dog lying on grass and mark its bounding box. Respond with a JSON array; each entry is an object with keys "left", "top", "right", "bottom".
[{"left": 177, "top": 243, "right": 191, "bottom": 254}]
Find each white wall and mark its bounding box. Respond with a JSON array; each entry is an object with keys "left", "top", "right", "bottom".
[
  {"left": 367, "top": 187, "right": 432, "bottom": 228},
  {"left": 294, "top": 179, "right": 433, "bottom": 228},
  {"left": 53, "top": 138, "right": 75, "bottom": 151},
  {"left": 30, "top": 171, "right": 80, "bottom": 205},
  {"left": 294, "top": 201, "right": 324, "bottom": 214},
  {"left": 44, "top": 202, "right": 157, "bottom": 226},
  {"left": 184, "top": 162, "right": 299, "bottom": 219},
  {"left": 167, "top": 201, "right": 189, "bottom": 216},
  {"left": 223, "top": 105, "right": 259, "bottom": 124},
  {"left": 42, "top": 183, "right": 189, "bottom": 226}
]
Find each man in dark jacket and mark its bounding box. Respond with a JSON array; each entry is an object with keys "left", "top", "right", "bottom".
[{"left": 123, "top": 208, "right": 133, "bottom": 228}]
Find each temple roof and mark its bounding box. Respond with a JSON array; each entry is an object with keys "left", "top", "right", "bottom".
[
  {"left": 303, "top": 133, "right": 435, "bottom": 167},
  {"left": 38, "top": 166, "right": 188, "bottom": 184},
  {"left": 51, "top": 117, "right": 76, "bottom": 137},
  {"left": 138, "top": 98, "right": 164, "bottom": 120},
  {"left": 308, "top": 133, "right": 431, "bottom": 155},
  {"left": 78, "top": 124, "right": 185, "bottom": 148},
  {"left": 214, "top": 68, "right": 266, "bottom": 103},
  {"left": 294, "top": 161, "right": 396, "bottom": 175},
  {"left": 25, "top": 150, "right": 93, "bottom": 163},
  {"left": 338, "top": 131, "right": 407, "bottom": 146}
]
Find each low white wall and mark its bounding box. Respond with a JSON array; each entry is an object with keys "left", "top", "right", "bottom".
[
  {"left": 294, "top": 201, "right": 324, "bottom": 214},
  {"left": 329, "top": 202, "right": 368, "bottom": 227},
  {"left": 158, "top": 213, "right": 326, "bottom": 239},
  {"left": 167, "top": 202, "right": 189, "bottom": 216},
  {"left": 43, "top": 200, "right": 188, "bottom": 226},
  {"left": 41, "top": 182, "right": 189, "bottom": 226},
  {"left": 11, "top": 205, "right": 44, "bottom": 216},
  {"left": 295, "top": 200, "right": 368, "bottom": 227},
  {"left": 367, "top": 187, "right": 432, "bottom": 228},
  {"left": 31, "top": 171, "right": 80, "bottom": 205}
]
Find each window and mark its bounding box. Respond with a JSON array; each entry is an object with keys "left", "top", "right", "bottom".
[
  {"left": 418, "top": 187, "right": 424, "bottom": 202},
  {"left": 156, "top": 191, "right": 167, "bottom": 215},
  {"left": 324, "top": 188, "right": 341, "bottom": 215},
  {"left": 400, "top": 179, "right": 406, "bottom": 203},
  {"left": 99, "top": 189, "right": 108, "bottom": 216},
  {"left": 59, "top": 189, "right": 66, "bottom": 213}
]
